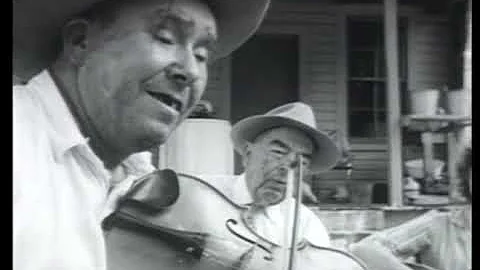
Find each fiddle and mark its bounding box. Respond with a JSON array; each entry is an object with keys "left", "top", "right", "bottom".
[
  {"left": 103, "top": 166, "right": 370, "bottom": 270},
  {"left": 104, "top": 169, "right": 275, "bottom": 270}
]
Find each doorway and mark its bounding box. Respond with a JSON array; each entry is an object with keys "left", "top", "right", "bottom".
[{"left": 230, "top": 33, "right": 300, "bottom": 173}]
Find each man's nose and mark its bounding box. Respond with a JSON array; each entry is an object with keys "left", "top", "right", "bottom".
[
  {"left": 166, "top": 51, "right": 199, "bottom": 88},
  {"left": 286, "top": 153, "right": 301, "bottom": 169},
  {"left": 276, "top": 154, "right": 299, "bottom": 176}
]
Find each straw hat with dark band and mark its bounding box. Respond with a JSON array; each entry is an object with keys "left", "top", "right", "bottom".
[
  {"left": 231, "top": 102, "right": 341, "bottom": 172},
  {"left": 13, "top": 0, "right": 271, "bottom": 83}
]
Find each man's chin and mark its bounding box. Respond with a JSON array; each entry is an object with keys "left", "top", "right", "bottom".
[
  {"left": 255, "top": 190, "right": 285, "bottom": 206},
  {"left": 144, "top": 121, "right": 176, "bottom": 144},
  {"left": 128, "top": 128, "right": 170, "bottom": 153}
]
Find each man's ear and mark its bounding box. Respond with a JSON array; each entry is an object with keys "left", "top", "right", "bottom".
[{"left": 61, "top": 19, "right": 90, "bottom": 66}]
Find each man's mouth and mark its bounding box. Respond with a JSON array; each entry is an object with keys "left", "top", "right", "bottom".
[
  {"left": 146, "top": 91, "right": 183, "bottom": 113},
  {"left": 264, "top": 180, "right": 286, "bottom": 192}
]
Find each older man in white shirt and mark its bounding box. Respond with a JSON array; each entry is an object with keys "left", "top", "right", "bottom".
[
  {"left": 13, "top": 0, "right": 270, "bottom": 269},
  {"left": 221, "top": 102, "right": 340, "bottom": 248}
]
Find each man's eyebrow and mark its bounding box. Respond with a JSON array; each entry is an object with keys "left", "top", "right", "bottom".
[
  {"left": 159, "top": 11, "right": 196, "bottom": 28},
  {"left": 270, "top": 139, "right": 312, "bottom": 159}
]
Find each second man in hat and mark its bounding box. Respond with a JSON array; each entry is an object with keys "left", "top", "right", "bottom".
[{"left": 213, "top": 102, "right": 340, "bottom": 248}]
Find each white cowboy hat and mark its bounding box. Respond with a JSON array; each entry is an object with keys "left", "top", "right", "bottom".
[
  {"left": 13, "top": 0, "right": 271, "bottom": 83},
  {"left": 231, "top": 102, "right": 341, "bottom": 172}
]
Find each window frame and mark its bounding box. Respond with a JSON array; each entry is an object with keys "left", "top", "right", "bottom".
[{"left": 346, "top": 16, "right": 409, "bottom": 140}]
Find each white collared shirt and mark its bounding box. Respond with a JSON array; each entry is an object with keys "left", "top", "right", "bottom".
[
  {"left": 209, "top": 174, "right": 331, "bottom": 247},
  {"left": 13, "top": 71, "right": 155, "bottom": 270}
]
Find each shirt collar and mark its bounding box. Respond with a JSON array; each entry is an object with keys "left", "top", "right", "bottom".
[
  {"left": 28, "top": 70, "right": 90, "bottom": 161},
  {"left": 231, "top": 174, "right": 254, "bottom": 205}
]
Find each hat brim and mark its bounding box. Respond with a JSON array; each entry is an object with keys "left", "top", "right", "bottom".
[
  {"left": 231, "top": 115, "right": 340, "bottom": 172},
  {"left": 13, "top": 0, "right": 270, "bottom": 82},
  {"left": 207, "top": 0, "right": 270, "bottom": 59}
]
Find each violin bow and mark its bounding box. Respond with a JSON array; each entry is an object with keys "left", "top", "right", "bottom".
[{"left": 281, "top": 154, "right": 304, "bottom": 270}]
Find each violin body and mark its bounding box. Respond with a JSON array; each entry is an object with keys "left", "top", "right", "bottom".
[
  {"left": 104, "top": 170, "right": 277, "bottom": 270},
  {"left": 104, "top": 170, "right": 368, "bottom": 270}
]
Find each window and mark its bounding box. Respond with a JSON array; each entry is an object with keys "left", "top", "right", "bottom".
[{"left": 347, "top": 17, "right": 408, "bottom": 139}]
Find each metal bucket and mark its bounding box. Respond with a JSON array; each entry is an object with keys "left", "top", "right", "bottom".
[
  {"left": 447, "top": 89, "right": 471, "bottom": 116},
  {"left": 409, "top": 89, "right": 440, "bottom": 115}
]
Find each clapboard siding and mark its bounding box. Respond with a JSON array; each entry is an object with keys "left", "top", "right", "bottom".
[
  {"left": 409, "top": 19, "right": 450, "bottom": 90},
  {"left": 302, "top": 90, "right": 337, "bottom": 98},
  {"left": 305, "top": 26, "right": 339, "bottom": 129},
  {"left": 267, "top": 6, "right": 337, "bottom": 24}
]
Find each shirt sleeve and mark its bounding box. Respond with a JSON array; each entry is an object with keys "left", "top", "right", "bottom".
[
  {"left": 360, "top": 209, "right": 442, "bottom": 260},
  {"left": 13, "top": 88, "right": 43, "bottom": 203}
]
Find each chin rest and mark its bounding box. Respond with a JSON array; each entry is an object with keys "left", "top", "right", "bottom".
[{"left": 119, "top": 169, "right": 180, "bottom": 212}]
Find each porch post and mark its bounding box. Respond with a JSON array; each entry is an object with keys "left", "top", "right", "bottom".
[
  {"left": 461, "top": 0, "right": 472, "bottom": 143},
  {"left": 384, "top": 0, "right": 403, "bottom": 206}
]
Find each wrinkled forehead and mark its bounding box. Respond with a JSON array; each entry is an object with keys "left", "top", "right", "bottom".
[{"left": 253, "top": 127, "right": 315, "bottom": 150}]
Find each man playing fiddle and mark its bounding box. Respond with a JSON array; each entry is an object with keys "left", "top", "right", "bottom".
[{"left": 13, "top": 0, "right": 270, "bottom": 269}]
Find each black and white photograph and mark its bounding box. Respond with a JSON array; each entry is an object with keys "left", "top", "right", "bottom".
[{"left": 13, "top": 0, "right": 471, "bottom": 269}]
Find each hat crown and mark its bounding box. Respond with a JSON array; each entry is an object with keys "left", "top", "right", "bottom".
[{"left": 265, "top": 102, "right": 317, "bottom": 129}]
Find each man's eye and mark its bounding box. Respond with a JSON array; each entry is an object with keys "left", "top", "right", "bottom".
[
  {"left": 157, "top": 36, "right": 174, "bottom": 44},
  {"left": 159, "top": 37, "right": 174, "bottom": 44},
  {"left": 194, "top": 48, "right": 209, "bottom": 63},
  {"left": 155, "top": 30, "right": 175, "bottom": 44},
  {"left": 195, "top": 53, "right": 207, "bottom": 63},
  {"left": 270, "top": 149, "right": 287, "bottom": 156},
  {"left": 301, "top": 158, "right": 312, "bottom": 167}
]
